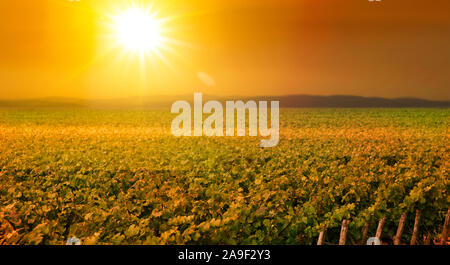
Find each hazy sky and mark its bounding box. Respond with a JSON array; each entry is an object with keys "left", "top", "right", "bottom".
[{"left": 0, "top": 0, "right": 449, "bottom": 100}]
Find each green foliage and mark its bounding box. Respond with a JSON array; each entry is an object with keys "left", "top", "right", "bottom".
[{"left": 0, "top": 109, "right": 448, "bottom": 244}]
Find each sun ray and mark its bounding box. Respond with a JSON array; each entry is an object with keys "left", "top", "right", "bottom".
[{"left": 100, "top": 2, "right": 179, "bottom": 70}]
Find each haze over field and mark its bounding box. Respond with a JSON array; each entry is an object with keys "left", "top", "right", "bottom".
[
  {"left": 0, "top": 94, "right": 449, "bottom": 109},
  {"left": 1, "top": 0, "right": 450, "bottom": 101}
]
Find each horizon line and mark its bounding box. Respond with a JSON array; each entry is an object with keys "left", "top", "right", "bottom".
[{"left": 1, "top": 93, "right": 449, "bottom": 103}]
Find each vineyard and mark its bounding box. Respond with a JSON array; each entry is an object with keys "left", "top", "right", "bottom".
[{"left": 0, "top": 108, "right": 448, "bottom": 245}]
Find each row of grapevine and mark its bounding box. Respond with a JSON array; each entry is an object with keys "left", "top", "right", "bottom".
[{"left": 0, "top": 109, "right": 448, "bottom": 244}]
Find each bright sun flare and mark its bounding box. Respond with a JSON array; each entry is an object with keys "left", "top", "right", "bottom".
[{"left": 113, "top": 7, "right": 164, "bottom": 53}]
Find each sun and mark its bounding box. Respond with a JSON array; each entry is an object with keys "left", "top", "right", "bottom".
[
  {"left": 102, "top": 3, "right": 181, "bottom": 72},
  {"left": 112, "top": 6, "right": 165, "bottom": 54}
]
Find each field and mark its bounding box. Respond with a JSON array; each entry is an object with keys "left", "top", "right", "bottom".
[{"left": 0, "top": 108, "right": 448, "bottom": 245}]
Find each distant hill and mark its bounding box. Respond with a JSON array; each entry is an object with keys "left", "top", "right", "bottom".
[
  {"left": 253, "top": 95, "right": 450, "bottom": 108},
  {"left": 0, "top": 94, "right": 449, "bottom": 109}
]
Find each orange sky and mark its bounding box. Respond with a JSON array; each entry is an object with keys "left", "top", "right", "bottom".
[{"left": 0, "top": 0, "right": 449, "bottom": 100}]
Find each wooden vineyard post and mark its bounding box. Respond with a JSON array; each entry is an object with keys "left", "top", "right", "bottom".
[
  {"left": 440, "top": 208, "right": 450, "bottom": 245},
  {"left": 317, "top": 230, "right": 325, "bottom": 245},
  {"left": 339, "top": 219, "right": 350, "bottom": 245},
  {"left": 360, "top": 220, "right": 370, "bottom": 245},
  {"left": 423, "top": 232, "right": 431, "bottom": 245},
  {"left": 410, "top": 210, "right": 420, "bottom": 245},
  {"left": 394, "top": 212, "right": 407, "bottom": 245},
  {"left": 375, "top": 216, "right": 386, "bottom": 239}
]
